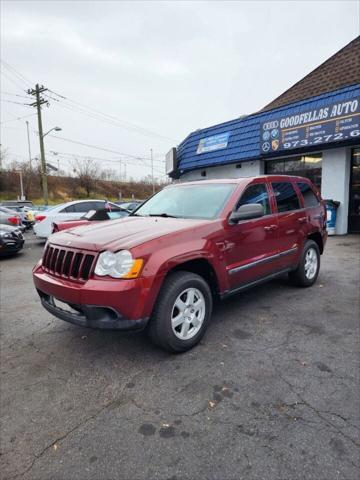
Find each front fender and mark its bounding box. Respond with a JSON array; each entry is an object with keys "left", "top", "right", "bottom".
[{"left": 138, "top": 240, "right": 226, "bottom": 318}]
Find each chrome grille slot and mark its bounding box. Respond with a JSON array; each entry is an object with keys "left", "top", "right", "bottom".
[
  {"left": 63, "top": 251, "right": 73, "bottom": 277},
  {"left": 42, "top": 244, "right": 96, "bottom": 282}
]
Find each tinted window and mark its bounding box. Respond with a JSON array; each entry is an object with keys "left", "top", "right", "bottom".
[
  {"left": 237, "top": 183, "right": 270, "bottom": 215},
  {"left": 61, "top": 205, "right": 75, "bottom": 213},
  {"left": 297, "top": 182, "right": 319, "bottom": 208},
  {"left": 73, "top": 202, "right": 97, "bottom": 213},
  {"left": 272, "top": 182, "right": 301, "bottom": 213},
  {"left": 91, "top": 201, "right": 106, "bottom": 210}
]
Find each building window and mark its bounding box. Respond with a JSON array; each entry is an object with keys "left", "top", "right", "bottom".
[{"left": 265, "top": 153, "right": 322, "bottom": 191}]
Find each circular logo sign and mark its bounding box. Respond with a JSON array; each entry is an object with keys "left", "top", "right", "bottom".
[
  {"left": 262, "top": 142, "right": 270, "bottom": 152},
  {"left": 271, "top": 128, "right": 279, "bottom": 139},
  {"left": 262, "top": 130, "right": 270, "bottom": 141}
]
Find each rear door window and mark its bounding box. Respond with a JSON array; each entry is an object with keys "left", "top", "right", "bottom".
[
  {"left": 297, "top": 182, "right": 320, "bottom": 208},
  {"left": 72, "top": 202, "right": 97, "bottom": 213},
  {"left": 61, "top": 204, "right": 76, "bottom": 213},
  {"left": 272, "top": 182, "right": 301, "bottom": 213},
  {"left": 237, "top": 183, "right": 271, "bottom": 215}
]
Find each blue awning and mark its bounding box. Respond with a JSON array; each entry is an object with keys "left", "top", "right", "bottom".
[{"left": 175, "top": 84, "right": 360, "bottom": 175}]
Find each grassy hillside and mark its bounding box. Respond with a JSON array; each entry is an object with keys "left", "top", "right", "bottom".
[{"left": 0, "top": 170, "right": 164, "bottom": 204}]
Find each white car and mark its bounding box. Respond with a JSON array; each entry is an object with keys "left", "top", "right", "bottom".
[{"left": 33, "top": 200, "right": 120, "bottom": 239}]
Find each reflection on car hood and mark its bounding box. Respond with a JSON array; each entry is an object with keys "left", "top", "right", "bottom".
[
  {"left": 0, "top": 224, "right": 21, "bottom": 233},
  {"left": 49, "top": 216, "right": 210, "bottom": 251}
]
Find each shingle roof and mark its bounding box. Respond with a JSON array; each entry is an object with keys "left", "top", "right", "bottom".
[
  {"left": 175, "top": 83, "right": 360, "bottom": 175},
  {"left": 262, "top": 36, "right": 360, "bottom": 112}
]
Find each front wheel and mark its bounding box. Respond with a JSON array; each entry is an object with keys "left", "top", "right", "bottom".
[
  {"left": 289, "top": 240, "right": 320, "bottom": 287},
  {"left": 147, "top": 271, "right": 213, "bottom": 353}
]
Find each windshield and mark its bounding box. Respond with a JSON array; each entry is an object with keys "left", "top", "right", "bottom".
[{"left": 134, "top": 183, "right": 235, "bottom": 220}]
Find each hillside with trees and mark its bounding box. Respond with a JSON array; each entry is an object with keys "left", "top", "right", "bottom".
[{"left": 0, "top": 157, "right": 169, "bottom": 204}]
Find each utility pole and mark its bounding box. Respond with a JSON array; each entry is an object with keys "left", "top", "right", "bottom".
[
  {"left": 119, "top": 159, "right": 122, "bottom": 181},
  {"left": 28, "top": 84, "right": 49, "bottom": 204},
  {"left": 151, "top": 148, "right": 155, "bottom": 194},
  {"left": 25, "top": 121, "right": 32, "bottom": 170}
]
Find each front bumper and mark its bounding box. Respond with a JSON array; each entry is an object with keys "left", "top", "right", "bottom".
[
  {"left": 33, "top": 265, "right": 153, "bottom": 330},
  {"left": 0, "top": 238, "right": 24, "bottom": 256},
  {"left": 38, "top": 290, "right": 148, "bottom": 330}
]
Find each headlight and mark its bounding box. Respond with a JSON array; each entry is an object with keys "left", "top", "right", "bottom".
[
  {"left": 0, "top": 232, "right": 12, "bottom": 238},
  {"left": 94, "top": 250, "right": 143, "bottom": 279}
]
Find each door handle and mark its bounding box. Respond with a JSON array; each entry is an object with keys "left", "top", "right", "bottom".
[
  {"left": 298, "top": 217, "right": 307, "bottom": 223},
  {"left": 264, "top": 224, "right": 278, "bottom": 231}
]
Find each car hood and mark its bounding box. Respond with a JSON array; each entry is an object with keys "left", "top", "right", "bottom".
[
  {"left": 49, "top": 216, "right": 211, "bottom": 251},
  {"left": 0, "top": 224, "right": 21, "bottom": 233}
]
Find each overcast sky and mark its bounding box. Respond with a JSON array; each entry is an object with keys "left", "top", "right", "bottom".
[{"left": 1, "top": 0, "right": 359, "bottom": 180}]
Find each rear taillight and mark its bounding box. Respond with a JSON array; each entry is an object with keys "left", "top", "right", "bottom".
[
  {"left": 35, "top": 215, "right": 46, "bottom": 222},
  {"left": 8, "top": 216, "right": 20, "bottom": 225}
]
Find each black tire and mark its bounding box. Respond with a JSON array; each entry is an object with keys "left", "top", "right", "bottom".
[
  {"left": 289, "top": 240, "right": 320, "bottom": 287},
  {"left": 147, "top": 271, "right": 213, "bottom": 353}
]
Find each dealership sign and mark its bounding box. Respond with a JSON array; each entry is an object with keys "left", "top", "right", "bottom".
[
  {"left": 197, "top": 132, "right": 231, "bottom": 154},
  {"left": 260, "top": 97, "right": 360, "bottom": 154}
]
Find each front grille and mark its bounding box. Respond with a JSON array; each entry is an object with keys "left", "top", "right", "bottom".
[{"left": 42, "top": 244, "right": 96, "bottom": 281}]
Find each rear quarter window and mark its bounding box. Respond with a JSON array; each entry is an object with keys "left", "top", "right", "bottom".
[{"left": 297, "top": 182, "right": 320, "bottom": 208}]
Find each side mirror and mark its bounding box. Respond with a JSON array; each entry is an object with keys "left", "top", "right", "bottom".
[{"left": 229, "top": 203, "right": 264, "bottom": 223}]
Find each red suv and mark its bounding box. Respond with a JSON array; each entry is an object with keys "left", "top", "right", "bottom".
[{"left": 33, "top": 175, "right": 327, "bottom": 352}]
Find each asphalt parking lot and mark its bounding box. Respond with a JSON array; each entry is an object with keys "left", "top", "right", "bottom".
[{"left": 1, "top": 233, "right": 359, "bottom": 480}]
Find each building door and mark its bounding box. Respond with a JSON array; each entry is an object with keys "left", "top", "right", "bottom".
[{"left": 348, "top": 148, "right": 360, "bottom": 233}]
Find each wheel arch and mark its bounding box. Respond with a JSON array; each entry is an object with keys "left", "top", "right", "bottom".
[
  {"left": 166, "top": 258, "right": 220, "bottom": 297},
  {"left": 307, "top": 231, "right": 324, "bottom": 254}
]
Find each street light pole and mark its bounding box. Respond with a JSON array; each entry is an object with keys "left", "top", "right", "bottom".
[{"left": 16, "top": 170, "right": 25, "bottom": 200}]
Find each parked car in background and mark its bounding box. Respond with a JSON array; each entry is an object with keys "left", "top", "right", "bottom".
[
  {"left": 115, "top": 201, "right": 143, "bottom": 211},
  {"left": 0, "top": 200, "right": 35, "bottom": 209},
  {"left": 0, "top": 224, "right": 25, "bottom": 257},
  {"left": 33, "top": 175, "right": 327, "bottom": 352},
  {"left": 5, "top": 206, "right": 34, "bottom": 229},
  {"left": 52, "top": 206, "right": 131, "bottom": 233},
  {"left": 33, "top": 205, "right": 50, "bottom": 212},
  {"left": 0, "top": 206, "right": 23, "bottom": 229},
  {"left": 33, "top": 200, "right": 125, "bottom": 239}
]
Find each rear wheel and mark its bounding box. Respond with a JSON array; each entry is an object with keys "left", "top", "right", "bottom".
[
  {"left": 289, "top": 240, "right": 320, "bottom": 287},
  {"left": 148, "top": 271, "right": 213, "bottom": 353}
]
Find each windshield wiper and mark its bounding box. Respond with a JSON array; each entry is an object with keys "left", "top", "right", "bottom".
[{"left": 148, "top": 213, "right": 178, "bottom": 218}]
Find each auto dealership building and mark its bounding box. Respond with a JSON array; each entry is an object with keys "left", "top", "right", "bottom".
[{"left": 168, "top": 36, "right": 360, "bottom": 234}]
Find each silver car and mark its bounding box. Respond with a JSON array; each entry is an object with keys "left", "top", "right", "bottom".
[{"left": 0, "top": 206, "right": 23, "bottom": 229}]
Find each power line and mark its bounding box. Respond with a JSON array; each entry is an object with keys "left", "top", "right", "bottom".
[
  {"left": 1, "top": 91, "right": 32, "bottom": 99},
  {"left": 1, "top": 60, "right": 177, "bottom": 144},
  {"left": 48, "top": 88, "right": 177, "bottom": 143},
  {"left": 1, "top": 60, "right": 33, "bottom": 87},
  {"left": 44, "top": 136, "right": 165, "bottom": 174},
  {"left": 0, "top": 112, "right": 37, "bottom": 124},
  {"left": 0, "top": 70, "right": 27, "bottom": 92},
  {"left": 0, "top": 99, "right": 32, "bottom": 106}
]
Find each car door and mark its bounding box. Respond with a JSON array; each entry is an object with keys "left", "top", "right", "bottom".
[
  {"left": 270, "top": 181, "right": 305, "bottom": 270},
  {"left": 223, "top": 180, "right": 279, "bottom": 289}
]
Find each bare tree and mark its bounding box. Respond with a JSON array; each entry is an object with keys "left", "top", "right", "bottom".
[{"left": 72, "top": 158, "right": 99, "bottom": 197}]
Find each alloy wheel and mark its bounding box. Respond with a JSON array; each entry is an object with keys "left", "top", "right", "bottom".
[{"left": 171, "top": 287, "right": 206, "bottom": 340}]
